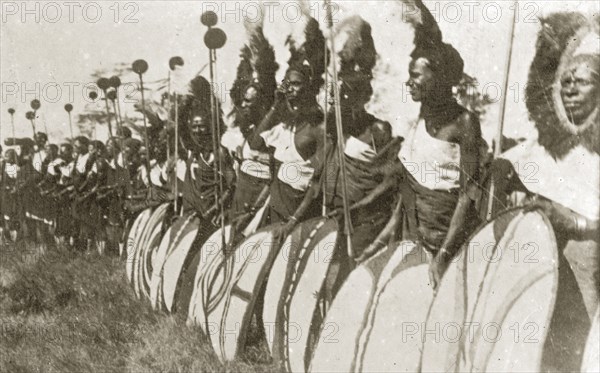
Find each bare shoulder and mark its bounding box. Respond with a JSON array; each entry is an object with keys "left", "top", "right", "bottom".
[
  {"left": 309, "top": 121, "right": 327, "bottom": 142},
  {"left": 456, "top": 110, "right": 481, "bottom": 143}
]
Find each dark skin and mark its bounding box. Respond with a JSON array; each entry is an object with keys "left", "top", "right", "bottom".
[
  {"left": 248, "top": 70, "right": 325, "bottom": 163},
  {"left": 273, "top": 117, "right": 396, "bottom": 241},
  {"left": 362, "top": 57, "right": 482, "bottom": 289},
  {"left": 560, "top": 57, "right": 599, "bottom": 126},
  {"left": 524, "top": 58, "right": 599, "bottom": 240}
]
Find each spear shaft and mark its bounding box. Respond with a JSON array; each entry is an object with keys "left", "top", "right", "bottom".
[
  {"left": 486, "top": 1, "right": 518, "bottom": 220},
  {"left": 325, "top": 0, "right": 354, "bottom": 258}
]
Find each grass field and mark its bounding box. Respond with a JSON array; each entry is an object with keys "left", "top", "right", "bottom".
[{"left": 0, "top": 241, "right": 277, "bottom": 373}]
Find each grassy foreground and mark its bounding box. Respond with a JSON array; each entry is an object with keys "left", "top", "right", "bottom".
[{"left": 0, "top": 242, "right": 276, "bottom": 373}]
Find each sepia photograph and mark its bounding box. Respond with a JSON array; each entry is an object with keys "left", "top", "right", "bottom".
[{"left": 0, "top": 0, "right": 598, "bottom": 372}]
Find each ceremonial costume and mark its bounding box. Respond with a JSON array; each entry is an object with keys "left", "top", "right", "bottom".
[
  {"left": 1, "top": 156, "right": 21, "bottom": 232},
  {"left": 229, "top": 139, "right": 271, "bottom": 218},
  {"left": 71, "top": 150, "right": 95, "bottom": 243},
  {"left": 491, "top": 13, "right": 599, "bottom": 372},
  {"left": 227, "top": 21, "right": 277, "bottom": 219},
  {"left": 260, "top": 122, "right": 319, "bottom": 223},
  {"left": 399, "top": 116, "right": 478, "bottom": 250}
]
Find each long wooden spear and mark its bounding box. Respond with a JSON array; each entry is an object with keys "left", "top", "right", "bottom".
[
  {"left": 324, "top": 0, "right": 354, "bottom": 258},
  {"left": 169, "top": 56, "right": 184, "bottom": 213},
  {"left": 132, "top": 59, "right": 153, "bottom": 189},
  {"left": 486, "top": 1, "right": 518, "bottom": 220},
  {"left": 202, "top": 11, "right": 227, "bottom": 247}
]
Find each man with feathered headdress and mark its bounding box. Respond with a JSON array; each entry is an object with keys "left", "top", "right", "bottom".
[
  {"left": 379, "top": 0, "right": 483, "bottom": 288},
  {"left": 225, "top": 17, "right": 278, "bottom": 221},
  {"left": 173, "top": 75, "right": 235, "bottom": 219},
  {"left": 272, "top": 16, "right": 402, "bottom": 292},
  {"left": 492, "top": 12, "right": 599, "bottom": 371},
  {"left": 247, "top": 12, "right": 329, "bottom": 225}
]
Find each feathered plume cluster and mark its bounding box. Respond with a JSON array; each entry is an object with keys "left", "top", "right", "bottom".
[
  {"left": 337, "top": 16, "right": 378, "bottom": 109},
  {"left": 230, "top": 16, "right": 278, "bottom": 114},
  {"left": 286, "top": 14, "right": 330, "bottom": 97},
  {"left": 177, "top": 75, "right": 224, "bottom": 152},
  {"left": 326, "top": 16, "right": 381, "bottom": 139},
  {"left": 526, "top": 12, "right": 600, "bottom": 159},
  {"left": 398, "top": 0, "right": 463, "bottom": 87}
]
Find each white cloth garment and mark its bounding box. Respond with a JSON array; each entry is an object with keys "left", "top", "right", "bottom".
[
  {"left": 75, "top": 153, "right": 90, "bottom": 174},
  {"left": 399, "top": 119, "right": 461, "bottom": 191},
  {"left": 344, "top": 136, "right": 377, "bottom": 162},
  {"left": 260, "top": 123, "right": 314, "bottom": 191},
  {"left": 501, "top": 140, "right": 599, "bottom": 221},
  {"left": 32, "top": 150, "right": 46, "bottom": 173},
  {"left": 47, "top": 158, "right": 64, "bottom": 176},
  {"left": 240, "top": 141, "right": 271, "bottom": 180}
]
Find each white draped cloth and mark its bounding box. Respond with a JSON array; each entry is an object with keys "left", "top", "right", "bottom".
[{"left": 501, "top": 140, "right": 599, "bottom": 221}]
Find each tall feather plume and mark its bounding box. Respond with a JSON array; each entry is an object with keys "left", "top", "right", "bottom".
[
  {"left": 337, "top": 16, "right": 378, "bottom": 108},
  {"left": 248, "top": 24, "right": 278, "bottom": 109},
  {"left": 177, "top": 75, "right": 224, "bottom": 152},
  {"left": 230, "top": 45, "right": 254, "bottom": 109},
  {"left": 397, "top": 0, "right": 463, "bottom": 87},
  {"left": 231, "top": 6, "right": 278, "bottom": 114},
  {"left": 410, "top": 0, "right": 442, "bottom": 51},
  {"left": 286, "top": 4, "right": 329, "bottom": 97}
]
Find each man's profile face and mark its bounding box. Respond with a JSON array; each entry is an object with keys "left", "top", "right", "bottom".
[
  {"left": 285, "top": 70, "right": 308, "bottom": 104},
  {"left": 106, "top": 139, "right": 116, "bottom": 156},
  {"left": 124, "top": 145, "right": 135, "bottom": 161},
  {"left": 560, "top": 57, "right": 599, "bottom": 125},
  {"left": 407, "top": 57, "right": 435, "bottom": 103},
  {"left": 60, "top": 146, "right": 72, "bottom": 160},
  {"left": 191, "top": 115, "right": 211, "bottom": 142},
  {"left": 74, "top": 141, "right": 85, "bottom": 155},
  {"left": 45, "top": 144, "right": 57, "bottom": 158},
  {"left": 241, "top": 86, "right": 259, "bottom": 113},
  {"left": 35, "top": 135, "right": 47, "bottom": 149},
  {"left": 88, "top": 144, "right": 97, "bottom": 156}
]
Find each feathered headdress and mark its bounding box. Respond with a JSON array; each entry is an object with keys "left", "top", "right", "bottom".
[
  {"left": 399, "top": 0, "right": 464, "bottom": 87},
  {"left": 526, "top": 12, "right": 599, "bottom": 159},
  {"left": 285, "top": 11, "right": 330, "bottom": 97},
  {"left": 230, "top": 15, "right": 278, "bottom": 120},
  {"left": 177, "top": 75, "right": 224, "bottom": 152},
  {"left": 337, "top": 16, "right": 378, "bottom": 109},
  {"left": 328, "top": 16, "right": 379, "bottom": 138}
]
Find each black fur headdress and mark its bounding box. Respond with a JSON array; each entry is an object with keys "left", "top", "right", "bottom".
[
  {"left": 329, "top": 16, "right": 379, "bottom": 138},
  {"left": 525, "top": 12, "right": 599, "bottom": 159},
  {"left": 178, "top": 75, "right": 224, "bottom": 152},
  {"left": 230, "top": 19, "right": 278, "bottom": 113},
  {"left": 399, "top": 0, "right": 464, "bottom": 87},
  {"left": 285, "top": 13, "right": 330, "bottom": 97}
]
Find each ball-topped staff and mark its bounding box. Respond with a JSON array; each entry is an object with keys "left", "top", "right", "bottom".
[
  {"left": 88, "top": 91, "right": 99, "bottom": 140},
  {"left": 109, "top": 76, "right": 124, "bottom": 139},
  {"left": 202, "top": 10, "right": 227, "bottom": 247},
  {"left": 26, "top": 111, "right": 36, "bottom": 136},
  {"left": 168, "top": 56, "right": 184, "bottom": 213},
  {"left": 30, "top": 99, "right": 47, "bottom": 135},
  {"left": 106, "top": 89, "right": 122, "bottom": 162},
  {"left": 132, "top": 59, "right": 153, "bottom": 188},
  {"left": 97, "top": 77, "right": 115, "bottom": 137},
  {"left": 64, "top": 103, "right": 74, "bottom": 140},
  {"left": 106, "top": 90, "right": 120, "bottom": 129},
  {"left": 8, "top": 108, "right": 16, "bottom": 140}
]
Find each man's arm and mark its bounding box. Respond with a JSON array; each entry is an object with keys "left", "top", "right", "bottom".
[
  {"left": 248, "top": 84, "right": 290, "bottom": 151},
  {"left": 430, "top": 112, "right": 482, "bottom": 288},
  {"left": 442, "top": 112, "right": 481, "bottom": 254}
]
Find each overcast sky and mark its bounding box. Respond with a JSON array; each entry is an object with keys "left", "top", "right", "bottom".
[{"left": 1, "top": 0, "right": 598, "bottom": 144}]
